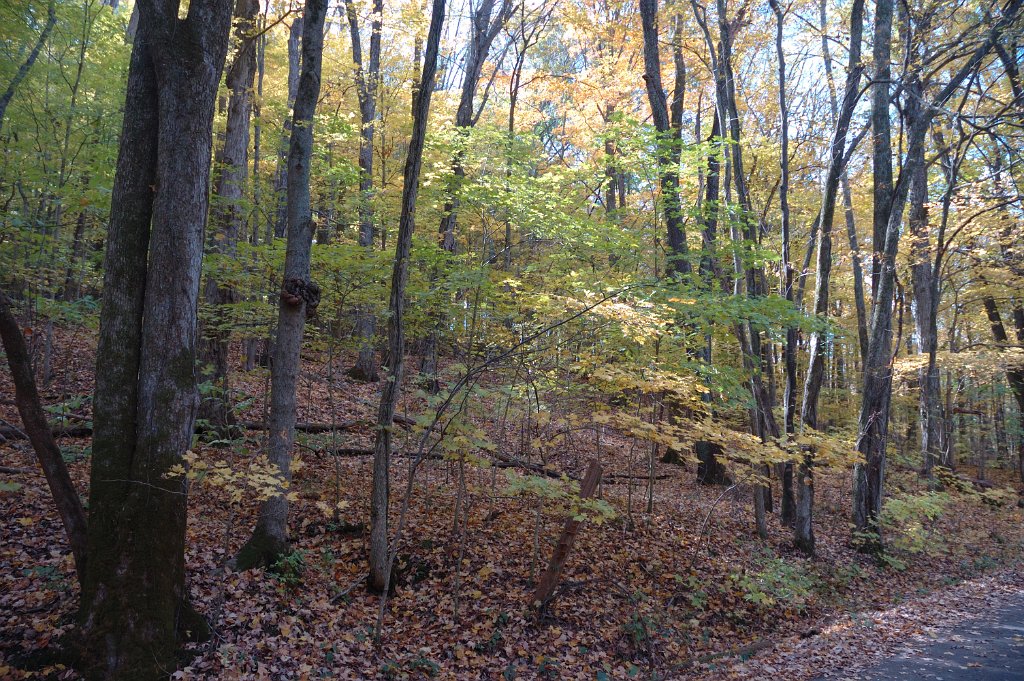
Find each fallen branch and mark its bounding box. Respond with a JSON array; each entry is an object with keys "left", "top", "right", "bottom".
[
  {"left": 603, "top": 473, "right": 674, "bottom": 484},
  {"left": 237, "top": 419, "right": 365, "bottom": 433},
  {"left": 494, "top": 452, "right": 575, "bottom": 480},
  {"left": 0, "top": 418, "right": 401, "bottom": 441},
  {"left": 0, "top": 424, "right": 92, "bottom": 440}
]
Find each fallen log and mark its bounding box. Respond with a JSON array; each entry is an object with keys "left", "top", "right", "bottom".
[
  {"left": 602, "top": 473, "right": 674, "bottom": 484},
  {"left": 0, "top": 424, "right": 92, "bottom": 440},
  {"left": 237, "top": 420, "right": 364, "bottom": 433},
  {"left": 493, "top": 452, "right": 573, "bottom": 480},
  {"left": 0, "top": 417, "right": 413, "bottom": 442},
  {"left": 322, "top": 447, "right": 578, "bottom": 481}
]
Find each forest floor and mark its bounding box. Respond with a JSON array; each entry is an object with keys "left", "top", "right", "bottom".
[{"left": 2, "top": 326, "right": 1023, "bottom": 680}]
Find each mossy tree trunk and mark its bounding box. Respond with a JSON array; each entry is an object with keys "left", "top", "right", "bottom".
[{"left": 79, "top": 2, "right": 233, "bottom": 678}]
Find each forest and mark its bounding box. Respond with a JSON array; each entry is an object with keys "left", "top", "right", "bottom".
[{"left": 1, "top": 0, "right": 1023, "bottom": 677}]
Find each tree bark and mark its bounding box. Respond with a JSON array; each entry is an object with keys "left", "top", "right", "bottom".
[
  {"left": 345, "top": 0, "right": 383, "bottom": 382},
  {"left": 0, "top": 291, "right": 87, "bottom": 580},
  {"left": 270, "top": 15, "right": 303, "bottom": 241},
  {"left": 533, "top": 459, "right": 602, "bottom": 610},
  {"left": 818, "top": 0, "right": 867, "bottom": 364},
  {"left": 79, "top": 1, "right": 234, "bottom": 677},
  {"left": 869, "top": 0, "right": 895, "bottom": 296},
  {"left": 236, "top": 0, "right": 328, "bottom": 570},
  {"left": 640, "top": 0, "right": 690, "bottom": 277},
  {"left": 199, "top": 0, "right": 260, "bottom": 432},
  {"left": 907, "top": 114, "right": 942, "bottom": 473},
  {"left": 770, "top": 0, "right": 796, "bottom": 528},
  {"left": 368, "top": 0, "right": 446, "bottom": 593},
  {"left": 795, "top": 0, "right": 866, "bottom": 555}
]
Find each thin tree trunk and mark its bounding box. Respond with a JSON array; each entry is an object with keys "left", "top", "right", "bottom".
[
  {"left": 345, "top": 0, "right": 383, "bottom": 382},
  {"left": 0, "top": 0, "right": 57, "bottom": 127},
  {"left": 770, "top": 0, "right": 796, "bottom": 527},
  {"left": 795, "top": 0, "right": 866, "bottom": 556},
  {"left": 368, "top": 0, "right": 446, "bottom": 593},
  {"left": 199, "top": 0, "right": 260, "bottom": 432},
  {"left": 270, "top": 15, "right": 303, "bottom": 241},
  {"left": 818, "top": 0, "right": 867, "bottom": 364},
  {"left": 640, "top": 0, "right": 690, "bottom": 276},
  {"left": 907, "top": 112, "right": 941, "bottom": 473},
  {"left": 236, "top": 0, "right": 328, "bottom": 570},
  {"left": 422, "top": 0, "right": 511, "bottom": 391},
  {"left": 0, "top": 291, "right": 87, "bottom": 580}
]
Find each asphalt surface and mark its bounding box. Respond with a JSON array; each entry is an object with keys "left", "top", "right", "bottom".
[{"left": 839, "top": 593, "right": 1024, "bottom": 680}]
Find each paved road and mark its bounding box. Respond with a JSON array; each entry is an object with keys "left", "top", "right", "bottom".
[{"left": 845, "top": 594, "right": 1024, "bottom": 680}]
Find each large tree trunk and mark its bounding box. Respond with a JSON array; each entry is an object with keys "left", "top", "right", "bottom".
[
  {"left": 199, "top": 0, "right": 260, "bottom": 433},
  {"left": 869, "top": 0, "right": 895, "bottom": 296},
  {"left": 79, "top": 2, "right": 233, "bottom": 677},
  {"left": 345, "top": 0, "right": 383, "bottom": 383},
  {"left": 236, "top": 0, "right": 328, "bottom": 570},
  {"left": 369, "top": 0, "right": 446, "bottom": 594},
  {"left": 795, "top": 0, "right": 866, "bottom": 556}
]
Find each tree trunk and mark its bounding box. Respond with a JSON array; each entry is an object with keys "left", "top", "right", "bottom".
[
  {"left": 818, "top": 0, "right": 867, "bottom": 364},
  {"left": 236, "top": 0, "right": 328, "bottom": 570},
  {"left": 907, "top": 120, "right": 942, "bottom": 473},
  {"left": 853, "top": 0, "right": 1021, "bottom": 546},
  {"left": 270, "top": 15, "right": 302, "bottom": 241},
  {"left": 795, "top": 0, "right": 865, "bottom": 555},
  {"left": 345, "top": 0, "right": 383, "bottom": 382},
  {"left": 0, "top": 291, "right": 88, "bottom": 580},
  {"left": 640, "top": 0, "right": 690, "bottom": 277},
  {"left": 368, "top": 0, "right": 446, "bottom": 593},
  {"left": 422, "top": 0, "right": 510, "bottom": 390},
  {"left": 869, "top": 0, "right": 894, "bottom": 296},
  {"left": 770, "top": 0, "right": 796, "bottom": 527},
  {"left": 79, "top": 2, "right": 234, "bottom": 677},
  {"left": 533, "top": 459, "right": 602, "bottom": 609},
  {"left": 199, "top": 0, "right": 260, "bottom": 433}
]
